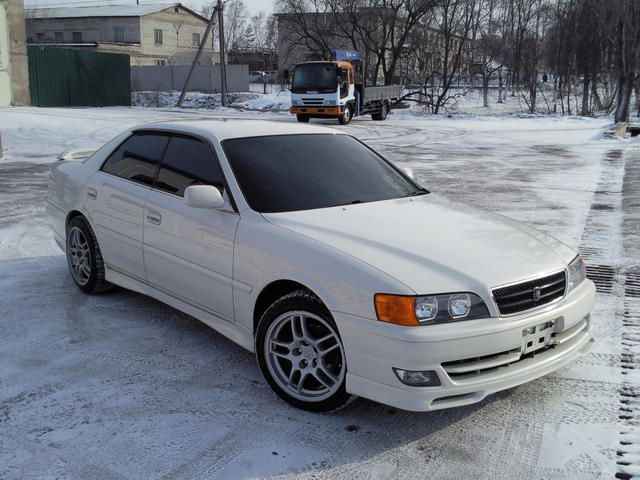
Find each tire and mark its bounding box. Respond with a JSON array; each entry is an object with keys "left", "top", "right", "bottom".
[
  {"left": 66, "top": 216, "right": 111, "bottom": 294},
  {"left": 296, "top": 114, "right": 310, "bottom": 123},
  {"left": 338, "top": 104, "right": 352, "bottom": 125},
  {"left": 372, "top": 101, "right": 388, "bottom": 121},
  {"left": 256, "top": 289, "right": 351, "bottom": 412}
]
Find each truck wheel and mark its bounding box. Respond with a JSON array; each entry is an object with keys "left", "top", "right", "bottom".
[
  {"left": 372, "top": 102, "right": 388, "bottom": 121},
  {"left": 338, "top": 104, "right": 352, "bottom": 125},
  {"left": 296, "top": 114, "right": 310, "bottom": 123}
]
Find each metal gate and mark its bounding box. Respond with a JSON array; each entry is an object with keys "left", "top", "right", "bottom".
[{"left": 28, "top": 46, "right": 130, "bottom": 107}]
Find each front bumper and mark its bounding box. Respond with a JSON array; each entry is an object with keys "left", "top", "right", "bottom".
[
  {"left": 337, "top": 279, "right": 596, "bottom": 411},
  {"left": 290, "top": 106, "right": 343, "bottom": 116}
]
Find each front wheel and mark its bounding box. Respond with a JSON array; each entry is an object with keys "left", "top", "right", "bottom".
[
  {"left": 338, "top": 104, "right": 352, "bottom": 125},
  {"left": 256, "top": 290, "right": 351, "bottom": 412}
]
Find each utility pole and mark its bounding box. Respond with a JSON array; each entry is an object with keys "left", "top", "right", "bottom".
[
  {"left": 217, "top": 0, "right": 229, "bottom": 107},
  {"left": 177, "top": 5, "right": 217, "bottom": 108}
]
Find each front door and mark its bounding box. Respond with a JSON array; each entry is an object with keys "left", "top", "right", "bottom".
[
  {"left": 87, "top": 132, "right": 169, "bottom": 281},
  {"left": 143, "top": 135, "right": 239, "bottom": 321}
]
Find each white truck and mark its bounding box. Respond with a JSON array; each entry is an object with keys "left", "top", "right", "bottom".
[{"left": 289, "top": 50, "right": 403, "bottom": 125}]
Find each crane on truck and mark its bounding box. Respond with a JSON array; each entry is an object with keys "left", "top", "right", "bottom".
[{"left": 289, "top": 50, "right": 403, "bottom": 125}]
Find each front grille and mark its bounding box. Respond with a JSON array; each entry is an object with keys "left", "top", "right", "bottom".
[
  {"left": 492, "top": 270, "right": 566, "bottom": 315},
  {"left": 302, "top": 97, "right": 324, "bottom": 105}
]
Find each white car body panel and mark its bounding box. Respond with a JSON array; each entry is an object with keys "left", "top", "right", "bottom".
[
  {"left": 46, "top": 119, "right": 596, "bottom": 412},
  {"left": 87, "top": 171, "right": 150, "bottom": 280},
  {"left": 143, "top": 188, "right": 239, "bottom": 321}
]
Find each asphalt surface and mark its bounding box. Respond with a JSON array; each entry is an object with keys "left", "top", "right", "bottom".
[{"left": 0, "top": 109, "right": 638, "bottom": 479}]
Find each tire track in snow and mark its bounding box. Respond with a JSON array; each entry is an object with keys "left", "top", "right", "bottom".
[{"left": 615, "top": 148, "right": 640, "bottom": 480}]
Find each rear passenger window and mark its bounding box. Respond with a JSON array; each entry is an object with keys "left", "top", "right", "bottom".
[
  {"left": 101, "top": 133, "right": 169, "bottom": 186},
  {"left": 156, "top": 136, "right": 225, "bottom": 197}
]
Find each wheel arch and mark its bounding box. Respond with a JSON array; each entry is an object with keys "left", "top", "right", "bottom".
[{"left": 253, "top": 279, "right": 329, "bottom": 333}]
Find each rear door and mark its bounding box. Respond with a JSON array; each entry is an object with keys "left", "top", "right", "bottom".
[
  {"left": 86, "top": 132, "right": 169, "bottom": 281},
  {"left": 143, "top": 134, "right": 239, "bottom": 321}
]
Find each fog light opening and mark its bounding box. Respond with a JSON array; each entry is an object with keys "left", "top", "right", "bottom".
[{"left": 393, "top": 368, "right": 441, "bottom": 387}]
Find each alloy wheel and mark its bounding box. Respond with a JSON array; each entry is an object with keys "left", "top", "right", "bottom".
[
  {"left": 67, "top": 226, "right": 92, "bottom": 286},
  {"left": 264, "top": 310, "right": 346, "bottom": 402}
]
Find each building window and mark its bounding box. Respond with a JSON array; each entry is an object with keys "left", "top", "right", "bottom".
[
  {"left": 114, "top": 26, "right": 125, "bottom": 42},
  {"left": 192, "top": 33, "right": 201, "bottom": 47},
  {"left": 54, "top": 32, "right": 64, "bottom": 43},
  {"left": 154, "top": 29, "right": 163, "bottom": 45},
  {"left": 155, "top": 59, "right": 166, "bottom": 66},
  {"left": 36, "top": 33, "right": 45, "bottom": 42},
  {"left": 72, "top": 31, "right": 82, "bottom": 42}
]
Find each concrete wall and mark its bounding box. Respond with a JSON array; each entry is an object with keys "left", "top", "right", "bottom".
[
  {"left": 0, "top": 0, "right": 29, "bottom": 106},
  {"left": 138, "top": 8, "right": 213, "bottom": 66},
  {"left": 131, "top": 64, "right": 249, "bottom": 93}
]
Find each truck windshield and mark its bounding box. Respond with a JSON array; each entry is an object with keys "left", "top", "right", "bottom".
[
  {"left": 291, "top": 64, "right": 337, "bottom": 93},
  {"left": 222, "top": 134, "right": 427, "bottom": 213}
]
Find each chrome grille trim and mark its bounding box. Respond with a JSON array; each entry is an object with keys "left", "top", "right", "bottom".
[{"left": 492, "top": 270, "right": 567, "bottom": 316}]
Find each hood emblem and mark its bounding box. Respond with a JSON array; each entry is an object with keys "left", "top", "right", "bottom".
[{"left": 532, "top": 286, "right": 541, "bottom": 302}]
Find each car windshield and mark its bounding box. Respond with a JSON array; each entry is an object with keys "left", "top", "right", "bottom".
[
  {"left": 291, "top": 64, "right": 337, "bottom": 93},
  {"left": 222, "top": 134, "right": 427, "bottom": 213}
]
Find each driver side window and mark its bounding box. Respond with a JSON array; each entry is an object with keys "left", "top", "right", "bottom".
[
  {"left": 156, "top": 135, "right": 225, "bottom": 197},
  {"left": 340, "top": 68, "right": 349, "bottom": 98}
]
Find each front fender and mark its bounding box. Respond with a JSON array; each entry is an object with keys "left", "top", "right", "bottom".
[{"left": 233, "top": 212, "right": 415, "bottom": 333}]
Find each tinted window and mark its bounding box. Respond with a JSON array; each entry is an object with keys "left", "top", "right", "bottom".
[
  {"left": 156, "top": 136, "right": 224, "bottom": 197},
  {"left": 291, "top": 63, "right": 337, "bottom": 93},
  {"left": 101, "top": 133, "right": 169, "bottom": 186},
  {"left": 222, "top": 134, "right": 425, "bottom": 213}
]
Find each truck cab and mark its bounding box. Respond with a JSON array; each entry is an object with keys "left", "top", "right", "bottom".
[
  {"left": 289, "top": 51, "right": 402, "bottom": 125},
  {"left": 290, "top": 61, "right": 357, "bottom": 125}
]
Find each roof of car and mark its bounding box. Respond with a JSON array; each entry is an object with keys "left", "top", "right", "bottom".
[{"left": 134, "top": 119, "right": 345, "bottom": 141}]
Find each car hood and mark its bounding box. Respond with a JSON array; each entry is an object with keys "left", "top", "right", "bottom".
[{"left": 262, "top": 194, "right": 576, "bottom": 295}]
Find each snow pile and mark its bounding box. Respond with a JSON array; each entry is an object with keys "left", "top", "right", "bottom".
[{"left": 131, "top": 90, "right": 291, "bottom": 111}]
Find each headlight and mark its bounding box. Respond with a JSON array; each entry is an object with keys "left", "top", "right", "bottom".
[
  {"left": 292, "top": 99, "right": 300, "bottom": 106},
  {"left": 567, "top": 254, "right": 586, "bottom": 292},
  {"left": 375, "top": 292, "right": 490, "bottom": 326}
]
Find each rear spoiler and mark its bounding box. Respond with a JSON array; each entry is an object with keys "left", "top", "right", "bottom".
[{"left": 57, "top": 148, "right": 97, "bottom": 162}]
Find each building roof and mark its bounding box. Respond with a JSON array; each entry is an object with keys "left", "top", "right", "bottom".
[{"left": 25, "top": 3, "right": 207, "bottom": 22}]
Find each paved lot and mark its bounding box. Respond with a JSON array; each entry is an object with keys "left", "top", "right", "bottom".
[{"left": 0, "top": 108, "right": 638, "bottom": 479}]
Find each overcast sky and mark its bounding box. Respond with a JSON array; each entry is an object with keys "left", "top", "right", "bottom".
[{"left": 24, "top": 0, "right": 275, "bottom": 16}]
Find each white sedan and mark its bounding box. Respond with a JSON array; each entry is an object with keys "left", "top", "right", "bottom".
[{"left": 47, "top": 120, "right": 596, "bottom": 412}]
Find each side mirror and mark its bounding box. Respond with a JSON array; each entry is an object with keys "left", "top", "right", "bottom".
[
  {"left": 184, "top": 185, "right": 225, "bottom": 209},
  {"left": 401, "top": 167, "right": 415, "bottom": 180}
]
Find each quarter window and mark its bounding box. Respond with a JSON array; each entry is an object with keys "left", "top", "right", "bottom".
[
  {"left": 156, "top": 136, "right": 224, "bottom": 197},
  {"left": 101, "top": 133, "right": 169, "bottom": 186}
]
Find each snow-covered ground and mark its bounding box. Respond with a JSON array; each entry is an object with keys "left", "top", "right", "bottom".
[{"left": 1, "top": 106, "right": 639, "bottom": 479}]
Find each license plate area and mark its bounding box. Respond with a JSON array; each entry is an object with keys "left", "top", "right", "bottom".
[{"left": 522, "top": 321, "right": 556, "bottom": 355}]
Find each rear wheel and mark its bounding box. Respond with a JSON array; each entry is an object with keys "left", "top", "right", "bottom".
[
  {"left": 256, "top": 290, "right": 351, "bottom": 412},
  {"left": 338, "top": 104, "right": 352, "bottom": 125},
  {"left": 296, "top": 114, "right": 310, "bottom": 123},
  {"left": 66, "top": 216, "right": 111, "bottom": 294},
  {"left": 372, "top": 101, "right": 388, "bottom": 121}
]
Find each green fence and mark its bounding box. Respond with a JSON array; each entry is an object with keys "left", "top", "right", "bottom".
[{"left": 28, "top": 46, "right": 130, "bottom": 107}]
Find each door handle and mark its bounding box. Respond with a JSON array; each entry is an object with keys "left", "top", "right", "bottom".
[
  {"left": 87, "top": 187, "right": 97, "bottom": 199},
  {"left": 147, "top": 211, "right": 162, "bottom": 225}
]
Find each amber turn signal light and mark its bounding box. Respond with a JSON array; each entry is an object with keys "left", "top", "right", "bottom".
[{"left": 374, "top": 294, "right": 419, "bottom": 326}]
